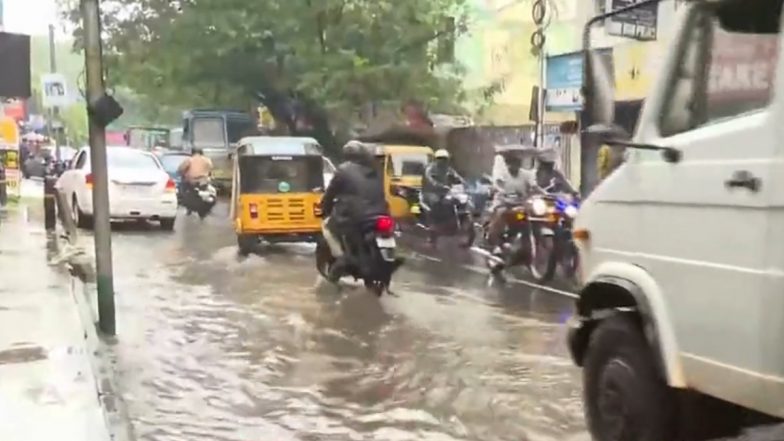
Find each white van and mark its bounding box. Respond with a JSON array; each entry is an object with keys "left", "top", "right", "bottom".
[{"left": 570, "top": 1, "right": 784, "bottom": 440}]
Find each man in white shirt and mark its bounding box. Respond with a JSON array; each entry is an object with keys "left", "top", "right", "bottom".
[{"left": 487, "top": 151, "right": 538, "bottom": 250}]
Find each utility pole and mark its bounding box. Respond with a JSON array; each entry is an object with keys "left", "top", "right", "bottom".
[
  {"left": 81, "top": 0, "right": 116, "bottom": 336},
  {"left": 48, "top": 24, "right": 63, "bottom": 161},
  {"left": 531, "top": 0, "right": 547, "bottom": 149}
]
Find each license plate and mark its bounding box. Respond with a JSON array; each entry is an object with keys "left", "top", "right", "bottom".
[
  {"left": 411, "top": 205, "right": 421, "bottom": 214},
  {"left": 375, "top": 237, "right": 396, "bottom": 248},
  {"left": 123, "top": 185, "right": 149, "bottom": 194},
  {"left": 540, "top": 227, "right": 554, "bottom": 235}
]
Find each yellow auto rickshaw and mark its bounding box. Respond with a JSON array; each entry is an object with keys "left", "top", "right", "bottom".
[
  {"left": 369, "top": 144, "right": 434, "bottom": 220},
  {"left": 231, "top": 136, "right": 325, "bottom": 255}
]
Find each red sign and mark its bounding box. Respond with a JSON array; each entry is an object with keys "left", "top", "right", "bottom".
[
  {"left": 1, "top": 99, "right": 25, "bottom": 121},
  {"left": 707, "top": 30, "right": 779, "bottom": 106}
]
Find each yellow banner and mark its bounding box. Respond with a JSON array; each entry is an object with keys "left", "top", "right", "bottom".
[
  {"left": 613, "top": 41, "right": 662, "bottom": 102},
  {"left": 0, "top": 117, "right": 18, "bottom": 145}
]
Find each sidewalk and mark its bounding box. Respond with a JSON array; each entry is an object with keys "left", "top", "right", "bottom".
[{"left": 0, "top": 206, "right": 111, "bottom": 441}]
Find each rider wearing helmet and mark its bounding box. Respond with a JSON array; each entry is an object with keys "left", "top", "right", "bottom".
[
  {"left": 321, "top": 141, "right": 390, "bottom": 279},
  {"left": 422, "top": 149, "right": 465, "bottom": 220},
  {"left": 535, "top": 147, "right": 577, "bottom": 195}
]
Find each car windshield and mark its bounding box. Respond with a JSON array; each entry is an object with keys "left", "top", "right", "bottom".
[
  {"left": 159, "top": 155, "right": 189, "bottom": 174},
  {"left": 107, "top": 150, "right": 161, "bottom": 169}
]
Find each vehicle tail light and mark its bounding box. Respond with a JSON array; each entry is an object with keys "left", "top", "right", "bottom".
[
  {"left": 249, "top": 203, "right": 259, "bottom": 219},
  {"left": 375, "top": 215, "right": 395, "bottom": 235},
  {"left": 165, "top": 178, "right": 176, "bottom": 192},
  {"left": 85, "top": 173, "right": 94, "bottom": 188},
  {"left": 313, "top": 202, "right": 322, "bottom": 217}
]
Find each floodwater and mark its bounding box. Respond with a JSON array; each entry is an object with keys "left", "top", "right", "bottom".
[{"left": 100, "top": 205, "right": 586, "bottom": 441}]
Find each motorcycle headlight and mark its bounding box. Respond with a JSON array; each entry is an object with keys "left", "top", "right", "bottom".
[
  {"left": 564, "top": 205, "right": 579, "bottom": 218},
  {"left": 531, "top": 198, "right": 547, "bottom": 216},
  {"left": 457, "top": 194, "right": 469, "bottom": 204}
]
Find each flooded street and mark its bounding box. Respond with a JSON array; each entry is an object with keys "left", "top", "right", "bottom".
[{"left": 99, "top": 204, "right": 586, "bottom": 441}]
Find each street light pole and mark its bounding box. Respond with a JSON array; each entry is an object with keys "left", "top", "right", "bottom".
[{"left": 81, "top": 0, "right": 116, "bottom": 336}]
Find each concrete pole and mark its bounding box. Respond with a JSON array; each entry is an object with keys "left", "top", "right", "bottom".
[
  {"left": 81, "top": 0, "right": 116, "bottom": 336},
  {"left": 49, "top": 24, "right": 63, "bottom": 160}
]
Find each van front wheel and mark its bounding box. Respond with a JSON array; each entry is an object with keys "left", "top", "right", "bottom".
[{"left": 584, "top": 314, "right": 676, "bottom": 441}]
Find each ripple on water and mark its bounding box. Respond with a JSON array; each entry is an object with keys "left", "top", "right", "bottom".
[{"left": 105, "top": 231, "right": 586, "bottom": 441}]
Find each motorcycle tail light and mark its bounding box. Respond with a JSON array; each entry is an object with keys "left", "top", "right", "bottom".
[
  {"left": 249, "top": 203, "right": 259, "bottom": 219},
  {"left": 375, "top": 216, "right": 395, "bottom": 235}
]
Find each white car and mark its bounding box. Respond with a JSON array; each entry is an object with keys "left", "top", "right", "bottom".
[{"left": 56, "top": 146, "right": 178, "bottom": 230}]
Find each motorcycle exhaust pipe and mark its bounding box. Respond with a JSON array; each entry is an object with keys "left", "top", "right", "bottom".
[{"left": 469, "top": 246, "right": 504, "bottom": 265}]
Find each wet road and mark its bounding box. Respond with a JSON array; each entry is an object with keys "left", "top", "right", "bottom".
[
  {"left": 16, "top": 178, "right": 783, "bottom": 441},
  {"left": 95, "top": 202, "right": 586, "bottom": 441}
]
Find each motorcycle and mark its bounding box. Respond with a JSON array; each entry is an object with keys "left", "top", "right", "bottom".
[
  {"left": 470, "top": 192, "right": 536, "bottom": 279},
  {"left": 182, "top": 178, "right": 218, "bottom": 219},
  {"left": 315, "top": 214, "right": 403, "bottom": 296},
  {"left": 526, "top": 176, "right": 581, "bottom": 283},
  {"left": 552, "top": 193, "right": 580, "bottom": 280},
  {"left": 402, "top": 184, "right": 476, "bottom": 247}
]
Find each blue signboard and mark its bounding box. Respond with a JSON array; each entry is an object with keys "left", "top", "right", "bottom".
[
  {"left": 546, "top": 52, "right": 584, "bottom": 112},
  {"left": 546, "top": 49, "right": 613, "bottom": 112}
]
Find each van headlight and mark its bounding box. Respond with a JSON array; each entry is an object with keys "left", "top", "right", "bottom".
[
  {"left": 564, "top": 205, "right": 579, "bottom": 218},
  {"left": 531, "top": 197, "right": 547, "bottom": 216}
]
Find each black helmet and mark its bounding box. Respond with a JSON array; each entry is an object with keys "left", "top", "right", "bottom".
[{"left": 343, "top": 141, "right": 373, "bottom": 165}]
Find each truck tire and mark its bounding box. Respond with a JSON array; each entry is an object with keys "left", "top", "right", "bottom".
[{"left": 584, "top": 314, "right": 677, "bottom": 441}]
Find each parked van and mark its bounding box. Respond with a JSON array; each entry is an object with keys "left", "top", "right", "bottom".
[{"left": 569, "top": 1, "right": 784, "bottom": 440}]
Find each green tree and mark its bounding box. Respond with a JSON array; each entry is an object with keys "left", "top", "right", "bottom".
[{"left": 60, "top": 0, "right": 467, "bottom": 152}]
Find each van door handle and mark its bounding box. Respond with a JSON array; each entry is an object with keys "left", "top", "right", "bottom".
[{"left": 725, "top": 170, "right": 761, "bottom": 192}]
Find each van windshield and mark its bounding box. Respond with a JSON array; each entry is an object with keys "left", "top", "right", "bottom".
[{"left": 192, "top": 118, "right": 226, "bottom": 148}]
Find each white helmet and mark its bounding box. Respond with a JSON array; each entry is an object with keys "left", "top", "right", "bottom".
[{"left": 434, "top": 149, "right": 450, "bottom": 159}]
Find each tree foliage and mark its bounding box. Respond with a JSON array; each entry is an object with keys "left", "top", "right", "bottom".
[{"left": 60, "top": 0, "right": 468, "bottom": 151}]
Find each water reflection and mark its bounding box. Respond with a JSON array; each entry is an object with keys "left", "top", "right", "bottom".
[{"left": 101, "top": 215, "right": 586, "bottom": 441}]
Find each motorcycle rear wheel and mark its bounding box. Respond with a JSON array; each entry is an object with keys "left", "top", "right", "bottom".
[{"left": 315, "top": 239, "right": 335, "bottom": 280}]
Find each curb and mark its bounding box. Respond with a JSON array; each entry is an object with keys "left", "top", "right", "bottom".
[{"left": 61, "top": 246, "right": 135, "bottom": 441}]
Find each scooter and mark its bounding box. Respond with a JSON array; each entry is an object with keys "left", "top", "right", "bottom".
[{"left": 182, "top": 178, "right": 217, "bottom": 219}]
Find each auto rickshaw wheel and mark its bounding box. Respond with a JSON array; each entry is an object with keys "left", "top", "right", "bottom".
[{"left": 237, "top": 234, "right": 257, "bottom": 256}]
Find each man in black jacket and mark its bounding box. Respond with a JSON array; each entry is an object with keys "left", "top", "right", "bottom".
[{"left": 321, "top": 141, "right": 389, "bottom": 280}]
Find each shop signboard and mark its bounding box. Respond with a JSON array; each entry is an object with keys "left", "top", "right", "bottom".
[
  {"left": 0, "top": 116, "right": 20, "bottom": 199},
  {"left": 546, "top": 49, "right": 613, "bottom": 112},
  {"left": 605, "top": 0, "right": 658, "bottom": 41}
]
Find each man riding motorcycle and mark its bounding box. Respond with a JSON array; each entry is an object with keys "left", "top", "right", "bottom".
[
  {"left": 321, "top": 141, "right": 392, "bottom": 281},
  {"left": 421, "top": 149, "right": 465, "bottom": 240},
  {"left": 486, "top": 150, "right": 539, "bottom": 253},
  {"left": 177, "top": 147, "right": 214, "bottom": 193},
  {"left": 535, "top": 148, "right": 578, "bottom": 195}
]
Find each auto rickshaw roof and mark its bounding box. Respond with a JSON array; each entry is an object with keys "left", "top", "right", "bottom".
[
  {"left": 366, "top": 143, "right": 435, "bottom": 156},
  {"left": 237, "top": 136, "right": 323, "bottom": 156}
]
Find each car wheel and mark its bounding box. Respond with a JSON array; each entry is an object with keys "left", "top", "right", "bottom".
[
  {"left": 72, "top": 195, "right": 93, "bottom": 230},
  {"left": 584, "top": 314, "right": 676, "bottom": 441},
  {"left": 160, "top": 218, "right": 175, "bottom": 231}
]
